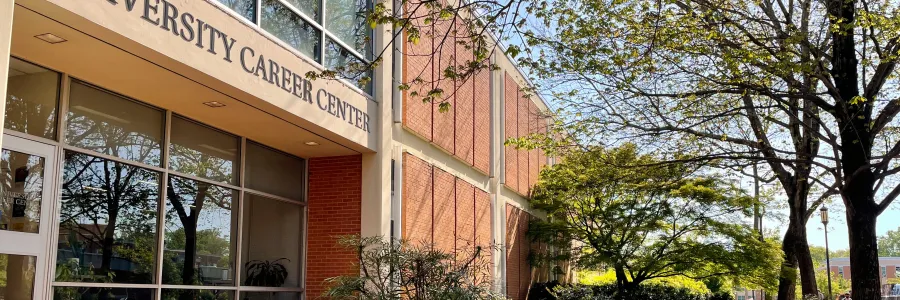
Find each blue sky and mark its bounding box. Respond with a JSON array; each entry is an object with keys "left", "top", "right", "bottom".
[{"left": 802, "top": 204, "right": 900, "bottom": 251}]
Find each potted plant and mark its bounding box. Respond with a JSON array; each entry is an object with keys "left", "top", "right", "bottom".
[{"left": 243, "top": 258, "right": 289, "bottom": 287}]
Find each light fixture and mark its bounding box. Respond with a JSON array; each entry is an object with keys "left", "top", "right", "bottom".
[
  {"left": 304, "top": 141, "right": 320, "bottom": 146},
  {"left": 203, "top": 101, "right": 226, "bottom": 108},
  {"left": 34, "top": 33, "right": 67, "bottom": 44},
  {"left": 73, "top": 105, "right": 131, "bottom": 124},
  {"left": 820, "top": 206, "right": 829, "bottom": 224}
]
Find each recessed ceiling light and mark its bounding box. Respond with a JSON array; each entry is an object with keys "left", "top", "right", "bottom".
[
  {"left": 203, "top": 101, "right": 226, "bottom": 108},
  {"left": 304, "top": 141, "right": 320, "bottom": 146},
  {"left": 34, "top": 33, "right": 67, "bottom": 44}
]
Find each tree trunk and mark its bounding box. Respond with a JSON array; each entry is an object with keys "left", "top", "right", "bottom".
[
  {"left": 847, "top": 206, "right": 880, "bottom": 300},
  {"left": 777, "top": 226, "right": 799, "bottom": 300},
  {"left": 182, "top": 219, "right": 198, "bottom": 287}
]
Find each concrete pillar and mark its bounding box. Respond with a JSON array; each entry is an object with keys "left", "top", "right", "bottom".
[
  {"left": 0, "top": 1, "right": 13, "bottom": 144},
  {"left": 360, "top": 0, "right": 394, "bottom": 240}
]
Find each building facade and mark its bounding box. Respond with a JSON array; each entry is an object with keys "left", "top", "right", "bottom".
[{"left": 0, "top": 0, "right": 551, "bottom": 299}]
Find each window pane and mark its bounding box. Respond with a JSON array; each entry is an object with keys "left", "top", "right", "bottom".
[
  {"left": 163, "top": 176, "right": 237, "bottom": 286},
  {"left": 244, "top": 142, "right": 304, "bottom": 200},
  {"left": 240, "top": 194, "right": 303, "bottom": 288},
  {"left": 0, "top": 253, "right": 36, "bottom": 299},
  {"left": 162, "top": 289, "right": 234, "bottom": 300},
  {"left": 261, "top": 0, "right": 322, "bottom": 61},
  {"left": 57, "top": 151, "right": 159, "bottom": 284},
  {"left": 53, "top": 287, "right": 155, "bottom": 300},
  {"left": 325, "top": 0, "right": 372, "bottom": 58},
  {"left": 284, "top": 0, "right": 320, "bottom": 22},
  {"left": 216, "top": 0, "right": 256, "bottom": 22},
  {"left": 240, "top": 292, "right": 301, "bottom": 300},
  {"left": 169, "top": 116, "right": 240, "bottom": 185},
  {"left": 324, "top": 39, "right": 372, "bottom": 94},
  {"left": 66, "top": 81, "right": 164, "bottom": 166},
  {"left": 5, "top": 57, "right": 59, "bottom": 139},
  {"left": 0, "top": 149, "right": 45, "bottom": 233}
]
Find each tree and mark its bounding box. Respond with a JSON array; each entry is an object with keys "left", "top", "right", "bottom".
[
  {"left": 529, "top": 145, "right": 781, "bottom": 295},
  {"left": 880, "top": 229, "right": 900, "bottom": 257},
  {"left": 509, "top": 0, "right": 900, "bottom": 298},
  {"left": 323, "top": 235, "right": 502, "bottom": 300}
]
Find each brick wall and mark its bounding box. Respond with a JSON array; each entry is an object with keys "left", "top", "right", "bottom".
[
  {"left": 503, "top": 72, "right": 548, "bottom": 196},
  {"left": 402, "top": 13, "right": 491, "bottom": 175},
  {"left": 306, "top": 155, "right": 363, "bottom": 298},
  {"left": 401, "top": 153, "right": 494, "bottom": 277},
  {"left": 506, "top": 204, "right": 533, "bottom": 300}
]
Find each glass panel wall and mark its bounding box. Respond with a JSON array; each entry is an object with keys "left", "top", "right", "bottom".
[
  {"left": 214, "top": 0, "right": 374, "bottom": 94},
  {"left": 66, "top": 81, "right": 164, "bottom": 166},
  {"left": 4, "top": 58, "right": 60, "bottom": 139},
  {"left": 0, "top": 58, "right": 311, "bottom": 298},
  {"left": 0, "top": 253, "right": 37, "bottom": 300}
]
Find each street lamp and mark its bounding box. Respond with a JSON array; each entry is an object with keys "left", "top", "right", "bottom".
[{"left": 821, "top": 206, "right": 833, "bottom": 300}]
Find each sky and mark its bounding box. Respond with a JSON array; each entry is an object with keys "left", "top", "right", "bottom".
[{"left": 800, "top": 204, "right": 900, "bottom": 252}]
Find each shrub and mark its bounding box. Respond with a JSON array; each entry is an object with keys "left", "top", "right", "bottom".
[{"left": 529, "top": 283, "right": 735, "bottom": 300}]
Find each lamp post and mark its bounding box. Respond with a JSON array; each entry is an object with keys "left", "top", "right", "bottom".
[{"left": 821, "top": 206, "right": 833, "bottom": 300}]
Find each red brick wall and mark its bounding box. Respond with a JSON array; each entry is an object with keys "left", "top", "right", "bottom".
[
  {"left": 306, "top": 155, "right": 363, "bottom": 298},
  {"left": 506, "top": 205, "right": 535, "bottom": 300},
  {"left": 401, "top": 153, "right": 494, "bottom": 278},
  {"left": 403, "top": 153, "right": 434, "bottom": 246},
  {"left": 402, "top": 1, "right": 433, "bottom": 141},
  {"left": 403, "top": 14, "right": 491, "bottom": 175},
  {"left": 506, "top": 204, "right": 533, "bottom": 300},
  {"left": 503, "top": 73, "right": 548, "bottom": 196},
  {"left": 473, "top": 67, "right": 491, "bottom": 174},
  {"left": 434, "top": 168, "right": 457, "bottom": 253},
  {"left": 504, "top": 73, "right": 519, "bottom": 191},
  {"left": 475, "top": 189, "right": 493, "bottom": 283}
]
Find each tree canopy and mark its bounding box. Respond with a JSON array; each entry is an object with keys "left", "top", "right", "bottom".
[{"left": 529, "top": 144, "right": 781, "bottom": 293}]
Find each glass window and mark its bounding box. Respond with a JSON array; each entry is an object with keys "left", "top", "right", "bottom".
[
  {"left": 0, "top": 149, "right": 45, "bottom": 233},
  {"left": 324, "top": 38, "right": 372, "bottom": 93},
  {"left": 162, "top": 289, "right": 234, "bottom": 299},
  {"left": 66, "top": 81, "right": 164, "bottom": 166},
  {"left": 325, "top": 0, "right": 372, "bottom": 58},
  {"left": 244, "top": 142, "right": 305, "bottom": 200},
  {"left": 53, "top": 287, "right": 155, "bottom": 300},
  {"left": 163, "top": 176, "right": 238, "bottom": 286},
  {"left": 262, "top": 0, "right": 322, "bottom": 61},
  {"left": 0, "top": 253, "right": 36, "bottom": 299},
  {"left": 216, "top": 0, "right": 256, "bottom": 22},
  {"left": 57, "top": 151, "right": 159, "bottom": 284},
  {"left": 169, "top": 116, "right": 240, "bottom": 185},
  {"left": 285, "top": 0, "right": 321, "bottom": 22},
  {"left": 5, "top": 57, "right": 60, "bottom": 139},
  {"left": 241, "top": 291, "right": 301, "bottom": 299},
  {"left": 240, "top": 194, "right": 303, "bottom": 288}
]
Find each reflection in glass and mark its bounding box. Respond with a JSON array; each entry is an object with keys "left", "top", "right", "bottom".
[
  {"left": 262, "top": 0, "right": 322, "bottom": 61},
  {"left": 0, "top": 149, "right": 44, "bottom": 233},
  {"left": 162, "top": 289, "right": 234, "bottom": 300},
  {"left": 216, "top": 0, "right": 256, "bottom": 21},
  {"left": 325, "top": 0, "right": 372, "bottom": 58},
  {"left": 66, "top": 81, "right": 164, "bottom": 166},
  {"left": 57, "top": 151, "right": 159, "bottom": 284},
  {"left": 53, "top": 287, "right": 155, "bottom": 300},
  {"left": 244, "top": 142, "right": 305, "bottom": 200},
  {"left": 164, "top": 176, "right": 237, "bottom": 286},
  {"left": 284, "top": 0, "right": 320, "bottom": 22},
  {"left": 5, "top": 57, "right": 60, "bottom": 139},
  {"left": 324, "top": 38, "right": 373, "bottom": 94},
  {"left": 240, "top": 291, "right": 301, "bottom": 300},
  {"left": 241, "top": 194, "right": 302, "bottom": 288},
  {"left": 169, "top": 116, "right": 240, "bottom": 185},
  {"left": 0, "top": 253, "right": 36, "bottom": 300}
]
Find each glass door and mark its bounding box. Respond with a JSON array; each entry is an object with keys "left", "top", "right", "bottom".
[{"left": 0, "top": 134, "right": 58, "bottom": 300}]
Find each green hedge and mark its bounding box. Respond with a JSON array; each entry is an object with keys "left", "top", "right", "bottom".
[{"left": 528, "top": 281, "right": 734, "bottom": 300}]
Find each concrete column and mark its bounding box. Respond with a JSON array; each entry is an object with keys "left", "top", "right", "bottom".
[
  {"left": 489, "top": 51, "right": 506, "bottom": 294},
  {"left": 360, "top": 0, "right": 394, "bottom": 240},
  {"left": 0, "top": 1, "right": 13, "bottom": 144}
]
